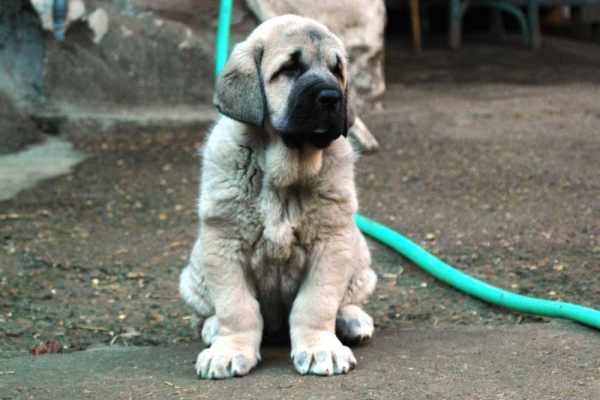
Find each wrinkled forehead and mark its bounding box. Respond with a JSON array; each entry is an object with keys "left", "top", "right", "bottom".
[{"left": 256, "top": 18, "right": 346, "bottom": 68}]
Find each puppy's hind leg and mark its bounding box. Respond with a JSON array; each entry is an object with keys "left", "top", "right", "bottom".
[
  {"left": 336, "top": 304, "right": 374, "bottom": 345},
  {"left": 179, "top": 240, "right": 217, "bottom": 343},
  {"left": 337, "top": 228, "right": 377, "bottom": 345},
  {"left": 201, "top": 315, "right": 220, "bottom": 346},
  {"left": 336, "top": 268, "right": 376, "bottom": 345}
]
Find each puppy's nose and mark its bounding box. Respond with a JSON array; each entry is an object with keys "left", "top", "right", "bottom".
[{"left": 317, "top": 90, "right": 341, "bottom": 110}]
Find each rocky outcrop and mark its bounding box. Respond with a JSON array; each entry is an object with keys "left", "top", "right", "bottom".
[
  {"left": 245, "top": 0, "right": 387, "bottom": 112},
  {"left": 0, "top": 0, "right": 45, "bottom": 153}
]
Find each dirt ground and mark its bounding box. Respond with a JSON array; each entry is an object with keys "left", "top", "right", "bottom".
[
  {"left": 3, "top": 324, "right": 600, "bottom": 399},
  {"left": 1, "top": 35, "right": 599, "bottom": 358}
]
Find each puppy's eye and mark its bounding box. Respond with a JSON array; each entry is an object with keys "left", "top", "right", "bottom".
[
  {"left": 274, "top": 60, "right": 304, "bottom": 80},
  {"left": 331, "top": 63, "right": 343, "bottom": 79}
]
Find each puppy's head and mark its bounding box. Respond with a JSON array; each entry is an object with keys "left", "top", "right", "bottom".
[{"left": 214, "top": 15, "right": 355, "bottom": 149}]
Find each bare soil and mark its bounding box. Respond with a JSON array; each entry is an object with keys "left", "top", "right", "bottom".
[
  {"left": 1, "top": 35, "right": 599, "bottom": 358},
  {"left": 3, "top": 324, "right": 600, "bottom": 399}
]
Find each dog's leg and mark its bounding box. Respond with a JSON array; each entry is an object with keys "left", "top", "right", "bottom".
[
  {"left": 194, "top": 235, "right": 263, "bottom": 379},
  {"left": 201, "top": 315, "right": 220, "bottom": 346},
  {"left": 336, "top": 227, "right": 376, "bottom": 345},
  {"left": 336, "top": 304, "right": 374, "bottom": 345},
  {"left": 179, "top": 247, "right": 215, "bottom": 340},
  {"left": 289, "top": 238, "right": 357, "bottom": 376}
]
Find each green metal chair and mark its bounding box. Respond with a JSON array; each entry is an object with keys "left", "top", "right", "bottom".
[{"left": 449, "top": 0, "right": 541, "bottom": 48}]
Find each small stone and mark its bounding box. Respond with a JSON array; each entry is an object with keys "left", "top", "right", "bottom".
[
  {"left": 126, "top": 272, "right": 145, "bottom": 280},
  {"left": 120, "top": 25, "right": 133, "bottom": 38},
  {"left": 553, "top": 265, "right": 565, "bottom": 271},
  {"left": 420, "top": 282, "right": 428, "bottom": 288},
  {"left": 426, "top": 233, "right": 436, "bottom": 241},
  {"left": 151, "top": 314, "right": 164, "bottom": 322},
  {"left": 88, "top": 8, "right": 110, "bottom": 44}
]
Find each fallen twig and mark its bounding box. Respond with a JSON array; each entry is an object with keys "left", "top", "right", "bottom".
[
  {"left": 0, "top": 214, "right": 22, "bottom": 220},
  {"left": 109, "top": 331, "right": 141, "bottom": 346},
  {"left": 141, "top": 388, "right": 169, "bottom": 398},
  {"left": 150, "top": 295, "right": 179, "bottom": 300},
  {"left": 71, "top": 325, "right": 109, "bottom": 332}
]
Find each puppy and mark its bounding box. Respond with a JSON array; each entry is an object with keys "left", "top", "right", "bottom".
[{"left": 179, "top": 15, "right": 377, "bottom": 379}]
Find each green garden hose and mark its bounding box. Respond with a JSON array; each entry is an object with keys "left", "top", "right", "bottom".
[
  {"left": 355, "top": 215, "right": 600, "bottom": 330},
  {"left": 216, "top": 0, "right": 234, "bottom": 80},
  {"left": 215, "top": 1, "right": 600, "bottom": 331}
]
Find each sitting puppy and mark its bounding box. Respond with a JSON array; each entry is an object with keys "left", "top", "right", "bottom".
[{"left": 179, "top": 15, "right": 377, "bottom": 379}]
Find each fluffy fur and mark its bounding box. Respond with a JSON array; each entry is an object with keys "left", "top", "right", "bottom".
[{"left": 179, "top": 15, "right": 377, "bottom": 379}]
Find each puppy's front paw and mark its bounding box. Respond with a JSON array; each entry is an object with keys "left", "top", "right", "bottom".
[
  {"left": 291, "top": 332, "right": 357, "bottom": 376},
  {"left": 196, "top": 336, "right": 261, "bottom": 379}
]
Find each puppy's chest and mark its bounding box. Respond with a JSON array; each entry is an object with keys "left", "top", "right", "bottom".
[
  {"left": 251, "top": 189, "right": 313, "bottom": 302},
  {"left": 258, "top": 185, "right": 316, "bottom": 259},
  {"left": 231, "top": 143, "right": 337, "bottom": 266},
  {"left": 234, "top": 151, "right": 319, "bottom": 257}
]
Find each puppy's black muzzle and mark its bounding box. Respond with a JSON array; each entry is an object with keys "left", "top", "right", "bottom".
[
  {"left": 317, "top": 89, "right": 341, "bottom": 111},
  {"left": 278, "top": 73, "right": 346, "bottom": 149}
]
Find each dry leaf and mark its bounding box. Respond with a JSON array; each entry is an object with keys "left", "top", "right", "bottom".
[{"left": 31, "top": 340, "right": 62, "bottom": 356}]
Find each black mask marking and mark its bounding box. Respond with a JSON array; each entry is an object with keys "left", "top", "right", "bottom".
[{"left": 277, "top": 72, "right": 346, "bottom": 149}]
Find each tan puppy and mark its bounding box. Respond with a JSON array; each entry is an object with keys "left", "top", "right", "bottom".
[{"left": 179, "top": 15, "right": 377, "bottom": 379}]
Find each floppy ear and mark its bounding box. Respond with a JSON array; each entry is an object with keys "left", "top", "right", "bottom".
[
  {"left": 343, "top": 83, "right": 357, "bottom": 137},
  {"left": 213, "top": 42, "right": 266, "bottom": 127}
]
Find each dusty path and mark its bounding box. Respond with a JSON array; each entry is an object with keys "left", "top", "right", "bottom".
[{"left": 1, "top": 322, "right": 599, "bottom": 399}]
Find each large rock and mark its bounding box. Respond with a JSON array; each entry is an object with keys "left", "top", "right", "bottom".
[
  {"left": 0, "top": 0, "right": 45, "bottom": 154},
  {"left": 0, "top": 95, "right": 43, "bottom": 155},
  {"left": 0, "top": 0, "right": 45, "bottom": 106},
  {"left": 245, "top": 0, "right": 386, "bottom": 112},
  {"left": 38, "top": 0, "right": 255, "bottom": 113}
]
